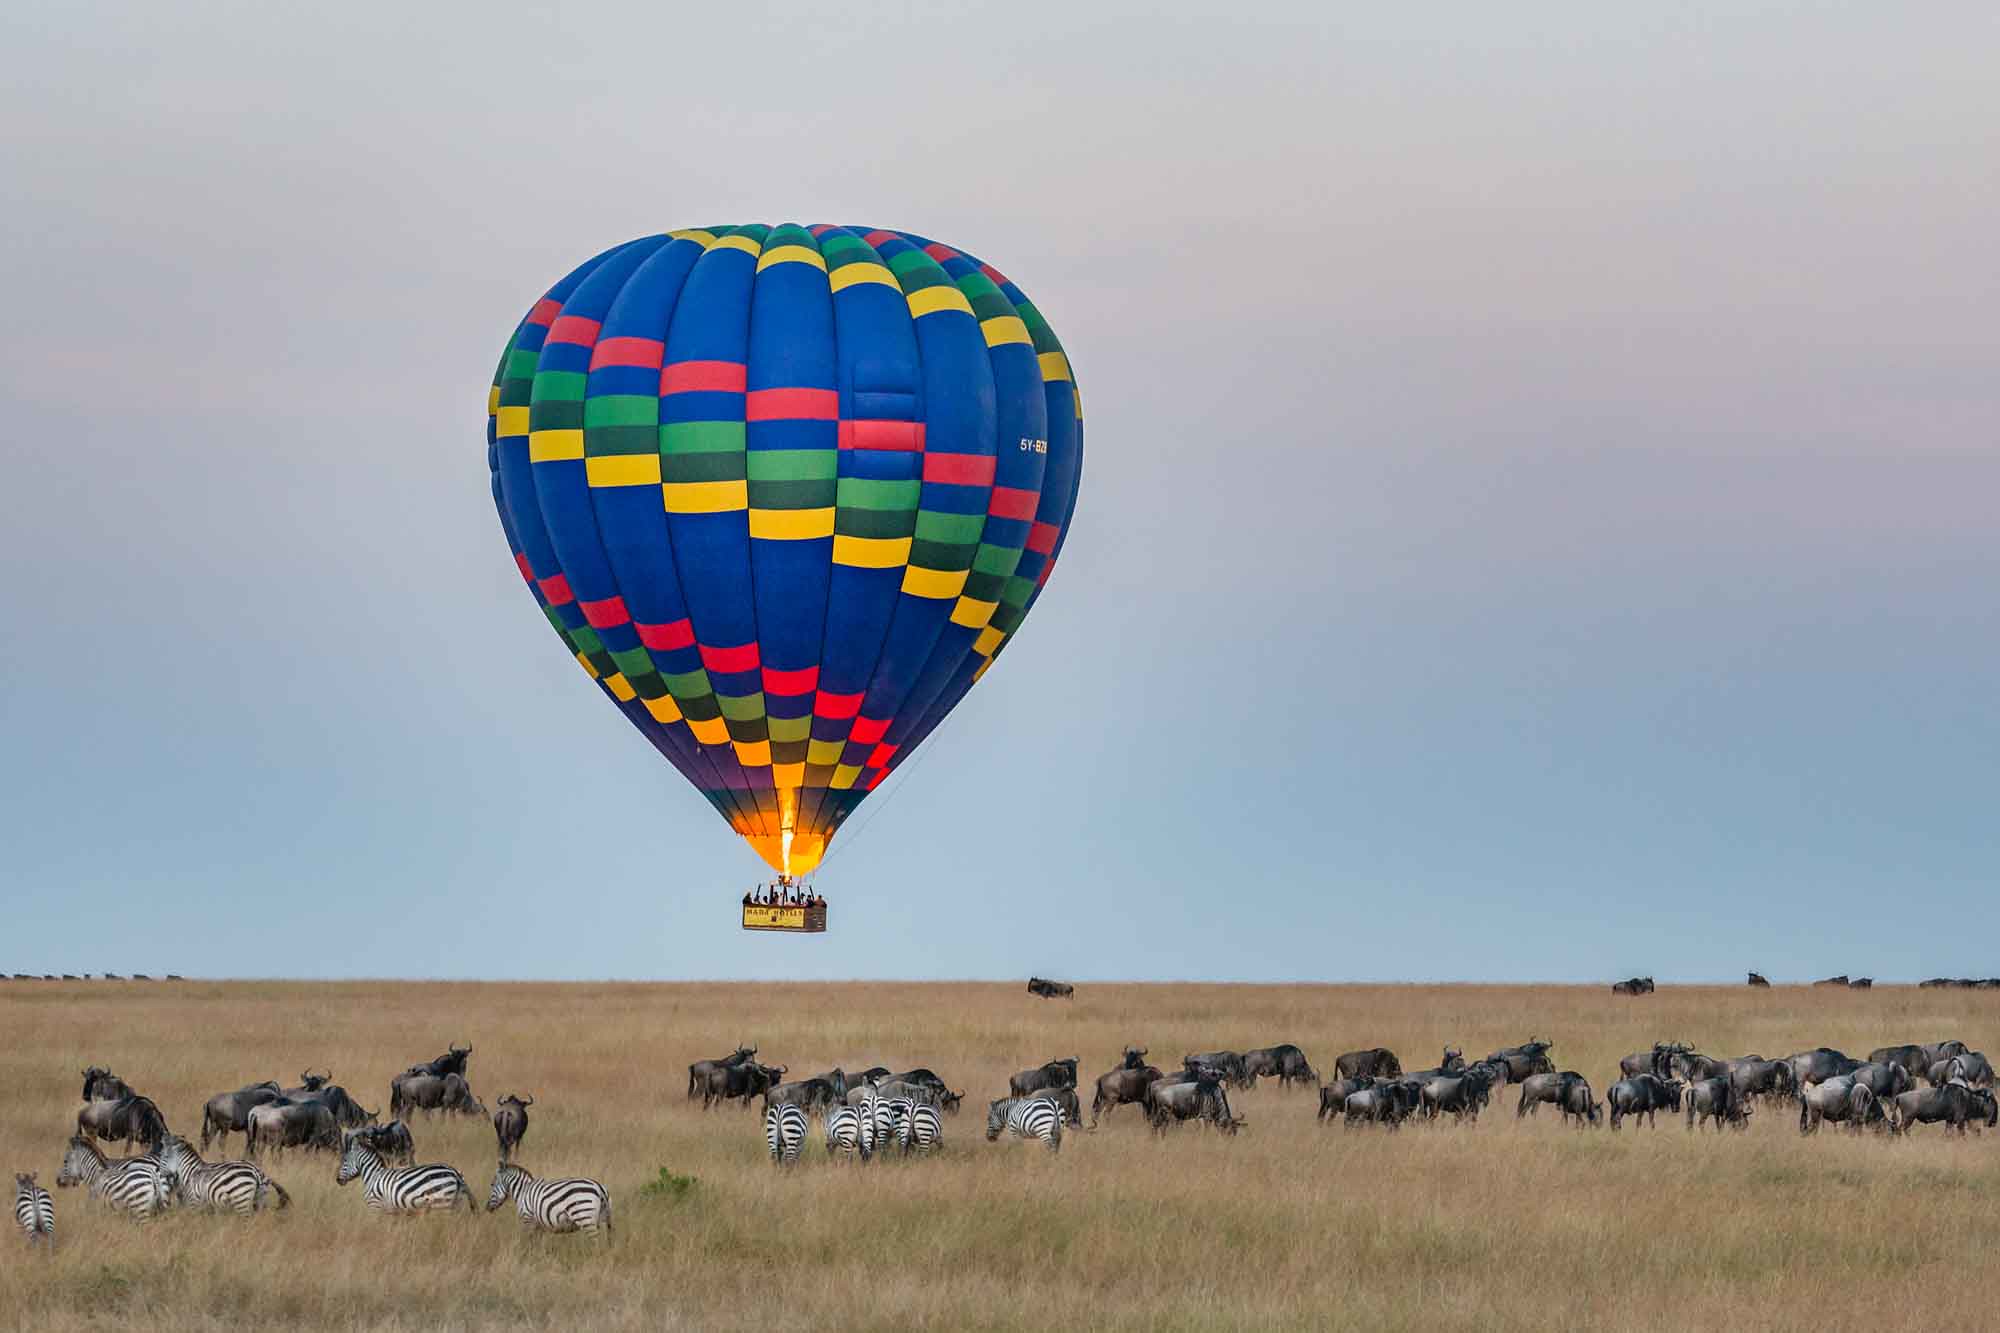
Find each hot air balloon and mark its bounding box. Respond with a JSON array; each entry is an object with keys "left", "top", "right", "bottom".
[{"left": 486, "top": 225, "right": 1083, "bottom": 930}]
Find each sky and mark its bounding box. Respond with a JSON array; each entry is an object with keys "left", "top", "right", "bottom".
[{"left": 0, "top": 2, "right": 1993, "bottom": 982}]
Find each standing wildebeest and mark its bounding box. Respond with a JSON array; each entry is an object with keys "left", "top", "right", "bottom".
[
  {"left": 302, "top": 1083, "right": 379, "bottom": 1130},
  {"left": 1484, "top": 1039, "right": 1555, "bottom": 1081},
  {"left": 200, "top": 1080, "right": 284, "bottom": 1153},
  {"left": 244, "top": 1099, "right": 340, "bottom": 1157},
  {"left": 493, "top": 1094, "right": 533, "bottom": 1162},
  {"left": 1799, "top": 1076, "right": 1879, "bottom": 1134},
  {"left": 1334, "top": 1048, "right": 1401, "bottom": 1080},
  {"left": 1119, "top": 1047, "right": 1149, "bottom": 1071},
  {"left": 763, "top": 1077, "right": 842, "bottom": 1116},
  {"left": 1560, "top": 1076, "right": 1601, "bottom": 1127},
  {"left": 403, "top": 1044, "right": 472, "bottom": 1079},
  {"left": 1919, "top": 1040, "right": 1969, "bottom": 1067},
  {"left": 1812, "top": 975, "right": 1849, "bottom": 988},
  {"left": 389, "top": 1072, "right": 485, "bottom": 1119},
  {"left": 1869, "top": 1045, "right": 1930, "bottom": 1080},
  {"left": 1027, "top": 977, "right": 1075, "bottom": 999},
  {"left": 1028, "top": 1085, "right": 1084, "bottom": 1129},
  {"left": 76, "top": 1095, "right": 166, "bottom": 1154},
  {"left": 1092, "top": 1064, "right": 1162, "bottom": 1128},
  {"left": 1848, "top": 977, "right": 1873, "bottom": 989},
  {"left": 687, "top": 1047, "right": 756, "bottom": 1100},
  {"left": 1420, "top": 1068, "right": 1495, "bottom": 1123},
  {"left": 1786, "top": 1048, "right": 1861, "bottom": 1089},
  {"left": 355, "top": 1120, "right": 415, "bottom": 1165},
  {"left": 1343, "top": 1081, "right": 1418, "bottom": 1129},
  {"left": 1319, "top": 1076, "right": 1375, "bottom": 1122},
  {"left": 1607, "top": 1075, "right": 1681, "bottom": 1130},
  {"left": 1611, "top": 977, "right": 1655, "bottom": 995},
  {"left": 1727, "top": 1058, "right": 1795, "bottom": 1106},
  {"left": 1244, "top": 1044, "right": 1319, "bottom": 1089},
  {"left": 1932, "top": 1053, "right": 1993, "bottom": 1088},
  {"left": 1849, "top": 1062, "right": 1912, "bottom": 1102},
  {"left": 1009, "top": 1058, "right": 1080, "bottom": 1098},
  {"left": 1747, "top": 972, "right": 1770, "bottom": 987},
  {"left": 1685, "top": 1077, "right": 1752, "bottom": 1132},
  {"left": 1889, "top": 1084, "right": 1998, "bottom": 1136},
  {"left": 1148, "top": 1077, "right": 1240, "bottom": 1134},
  {"left": 81, "top": 1068, "right": 135, "bottom": 1104},
  {"left": 1185, "top": 1051, "right": 1254, "bottom": 1090},
  {"left": 1516, "top": 1071, "right": 1587, "bottom": 1119},
  {"left": 706, "top": 1062, "right": 786, "bottom": 1110}
]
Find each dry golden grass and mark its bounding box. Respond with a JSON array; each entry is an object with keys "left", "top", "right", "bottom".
[{"left": 2, "top": 980, "right": 1997, "bottom": 1330}]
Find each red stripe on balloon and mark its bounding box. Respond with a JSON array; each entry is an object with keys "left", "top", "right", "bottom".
[
  {"left": 987, "top": 486, "right": 1039, "bottom": 520},
  {"left": 536, "top": 574, "right": 573, "bottom": 606},
  {"left": 838, "top": 420, "right": 925, "bottom": 452},
  {"left": 813, "top": 690, "right": 863, "bottom": 720},
  {"left": 849, "top": 715, "right": 890, "bottom": 746},
  {"left": 548, "top": 315, "right": 602, "bottom": 347},
  {"left": 762, "top": 664, "right": 819, "bottom": 696},
  {"left": 660, "top": 360, "right": 747, "bottom": 395},
  {"left": 635, "top": 619, "right": 695, "bottom": 652},
  {"left": 1026, "top": 521, "right": 1060, "bottom": 555},
  {"left": 579, "top": 596, "right": 630, "bottom": 629},
  {"left": 527, "top": 299, "right": 562, "bottom": 326},
  {"left": 746, "top": 388, "right": 838, "bottom": 421},
  {"left": 922, "top": 453, "right": 994, "bottom": 486},
  {"left": 590, "top": 336, "right": 665, "bottom": 370},
  {"left": 700, "top": 641, "right": 760, "bottom": 674}
]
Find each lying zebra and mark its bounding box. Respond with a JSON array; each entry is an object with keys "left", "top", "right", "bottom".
[
  {"left": 335, "top": 1130, "right": 473, "bottom": 1215},
  {"left": 56, "top": 1136, "right": 171, "bottom": 1222},
  {"left": 486, "top": 1163, "right": 611, "bottom": 1236}
]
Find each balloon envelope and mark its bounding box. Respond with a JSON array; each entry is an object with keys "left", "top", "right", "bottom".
[{"left": 487, "top": 225, "right": 1083, "bottom": 878}]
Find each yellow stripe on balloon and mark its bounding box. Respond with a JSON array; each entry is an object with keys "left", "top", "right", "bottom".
[
  {"left": 528, "top": 430, "right": 585, "bottom": 462},
  {"left": 643, "top": 694, "right": 683, "bottom": 724},
  {"left": 1037, "top": 351, "right": 1072, "bottom": 383},
  {"left": 662, "top": 479, "right": 748, "bottom": 513},
  {"left": 832, "top": 535, "right": 912, "bottom": 569},
  {"left": 980, "top": 316, "right": 1031, "bottom": 347},
  {"left": 487, "top": 385, "right": 501, "bottom": 414},
  {"left": 748, "top": 507, "right": 835, "bottom": 540},
  {"left": 907, "top": 285, "right": 973, "bottom": 319},
  {"left": 707, "top": 234, "right": 762, "bottom": 257},
  {"left": 756, "top": 244, "right": 827, "bottom": 272},
  {"left": 830, "top": 764, "right": 863, "bottom": 790},
  {"left": 586, "top": 454, "right": 662, "bottom": 487},
  {"left": 496, "top": 406, "right": 531, "bottom": 437},
  {"left": 900, "top": 565, "right": 969, "bottom": 600},
  {"left": 973, "top": 625, "right": 1005, "bottom": 657},
  {"left": 949, "top": 597, "right": 998, "bottom": 629},
  {"left": 575, "top": 652, "right": 600, "bottom": 679},
  {"left": 687, "top": 715, "right": 730, "bottom": 746},
  {"left": 605, "top": 672, "right": 637, "bottom": 702},
  {"left": 806, "top": 738, "right": 845, "bottom": 766},
  {"left": 670, "top": 229, "right": 716, "bottom": 247},
  {"left": 733, "top": 739, "right": 772, "bottom": 767},
  {"left": 829, "top": 263, "right": 897, "bottom": 293}
]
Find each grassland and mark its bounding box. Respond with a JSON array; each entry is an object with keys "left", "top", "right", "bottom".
[{"left": 2, "top": 980, "right": 1996, "bottom": 1330}]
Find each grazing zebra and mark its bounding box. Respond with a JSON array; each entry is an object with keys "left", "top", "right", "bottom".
[
  {"left": 825, "top": 1106, "right": 871, "bottom": 1161},
  {"left": 154, "top": 1135, "right": 289, "bottom": 1215},
  {"left": 55, "top": 1136, "right": 171, "bottom": 1221},
  {"left": 486, "top": 1163, "right": 612, "bottom": 1236},
  {"left": 15, "top": 1173, "right": 55, "bottom": 1246},
  {"left": 986, "top": 1097, "right": 1063, "bottom": 1153},
  {"left": 335, "top": 1131, "right": 472, "bottom": 1216},
  {"left": 766, "top": 1103, "right": 807, "bottom": 1165},
  {"left": 900, "top": 1102, "right": 944, "bottom": 1154}
]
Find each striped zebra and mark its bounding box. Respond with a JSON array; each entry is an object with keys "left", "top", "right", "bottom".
[
  {"left": 55, "top": 1136, "right": 171, "bottom": 1221},
  {"left": 986, "top": 1097, "right": 1063, "bottom": 1153},
  {"left": 15, "top": 1172, "right": 54, "bottom": 1246},
  {"left": 824, "top": 1105, "right": 871, "bottom": 1161},
  {"left": 154, "top": 1135, "right": 289, "bottom": 1215},
  {"left": 900, "top": 1102, "right": 944, "bottom": 1154},
  {"left": 765, "top": 1103, "right": 806, "bottom": 1165},
  {"left": 868, "top": 1096, "right": 905, "bottom": 1153},
  {"left": 335, "top": 1130, "right": 472, "bottom": 1216},
  {"left": 486, "top": 1163, "right": 612, "bottom": 1236}
]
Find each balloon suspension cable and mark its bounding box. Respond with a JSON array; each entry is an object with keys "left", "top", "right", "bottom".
[{"left": 816, "top": 710, "right": 959, "bottom": 876}]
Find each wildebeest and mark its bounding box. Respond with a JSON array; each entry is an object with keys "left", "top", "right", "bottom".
[
  {"left": 285, "top": 1069, "right": 333, "bottom": 1098},
  {"left": 1243, "top": 1044, "right": 1318, "bottom": 1089},
  {"left": 1559, "top": 1076, "right": 1601, "bottom": 1127},
  {"left": 1319, "top": 1076, "right": 1375, "bottom": 1123},
  {"left": 1685, "top": 1076, "right": 1752, "bottom": 1132},
  {"left": 1026, "top": 977, "right": 1074, "bottom": 999},
  {"left": 1606, "top": 1075, "right": 1681, "bottom": 1130},
  {"left": 354, "top": 1119, "right": 415, "bottom": 1165},
  {"left": 1868, "top": 1045, "right": 1930, "bottom": 1080},
  {"left": 388, "top": 1071, "right": 485, "bottom": 1119},
  {"left": 200, "top": 1080, "right": 284, "bottom": 1153},
  {"left": 1888, "top": 1083, "right": 1997, "bottom": 1136},
  {"left": 763, "top": 1077, "right": 842, "bottom": 1115},
  {"left": 1334, "top": 1048, "right": 1401, "bottom": 1080},
  {"left": 705, "top": 1062, "right": 785, "bottom": 1110},
  {"left": 810, "top": 1068, "right": 851, "bottom": 1100},
  {"left": 1515, "top": 1071, "right": 1589, "bottom": 1119},
  {"left": 1786, "top": 1048, "right": 1861, "bottom": 1088},
  {"left": 82, "top": 1067, "right": 135, "bottom": 1104},
  {"left": 1848, "top": 1062, "right": 1912, "bottom": 1102},
  {"left": 1091, "top": 1064, "right": 1163, "bottom": 1128},
  {"left": 1119, "top": 1047, "right": 1149, "bottom": 1071},
  {"left": 1185, "top": 1051, "right": 1254, "bottom": 1090},
  {"left": 1343, "top": 1081, "right": 1419, "bottom": 1129},
  {"left": 1400, "top": 1048, "right": 1467, "bottom": 1083},
  {"left": 76, "top": 1095, "right": 167, "bottom": 1154},
  {"left": 1848, "top": 977, "right": 1873, "bottom": 989},
  {"left": 1727, "top": 1058, "right": 1796, "bottom": 1105},
  {"left": 402, "top": 1044, "right": 472, "bottom": 1080},
  {"left": 1798, "top": 1076, "right": 1879, "bottom": 1134},
  {"left": 244, "top": 1098, "right": 339, "bottom": 1157},
  {"left": 1009, "top": 1058, "right": 1080, "bottom": 1098},
  {"left": 1747, "top": 972, "right": 1770, "bottom": 987},
  {"left": 1028, "top": 1084, "right": 1084, "bottom": 1129},
  {"left": 1148, "top": 1076, "right": 1240, "bottom": 1134},
  {"left": 1933, "top": 1052, "right": 1993, "bottom": 1088},
  {"left": 686, "top": 1046, "right": 756, "bottom": 1100},
  {"left": 1419, "top": 1068, "right": 1495, "bottom": 1123},
  {"left": 1611, "top": 977, "right": 1655, "bottom": 996},
  {"left": 1920, "top": 1039, "right": 1970, "bottom": 1067},
  {"left": 1812, "top": 975, "right": 1849, "bottom": 988},
  {"left": 493, "top": 1094, "right": 532, "bottom": 1162},
  {"left": 1484, "top": 1039, "right": 1555, "bottom": 1081}
]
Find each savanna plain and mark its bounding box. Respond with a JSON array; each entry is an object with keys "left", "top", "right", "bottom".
[{"left": 3, "top": 980, "right": 1996, "bottom": 1331}]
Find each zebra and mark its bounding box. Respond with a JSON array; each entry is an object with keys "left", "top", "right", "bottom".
[
  {"left": 15, "top": 1173, "right": 54, "bottom": 1246},
  {"left": 868, "top": 1096, "right": 905, "bottom": 1153},
  {"left": 335, "top": 1130, "right": 473, "bottom": 1216},
  {"left": 825, "top": 1105, "right": 871, "bottom": 1161},
  {"left": 766, "top": 1103, "right": 807, "bottom": 1165},
  {"left": 153, "top": 1135, "right": 289, "bottom": 1215},
  {"left": 485, "top": 1163, "right": 612, "bottom": 1236},
  {"left": 900, "top": 1102, "right": 944, "bottom": 1154},
  {"left": 55, "top": 1136, "right": 171, "bottom": 1221},
  {"left": 986, "top": 1097, "right": 1063, "bottom": 1153}
]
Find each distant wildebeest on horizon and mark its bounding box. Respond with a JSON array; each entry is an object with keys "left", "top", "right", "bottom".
[
  {"left": 1747, "top": 972, "right": 1770, "bottom": 987},
  {"left": 1812, "top": 975, "right": 1849, "bottom": 988},
  {"left": 1027, "top": 977, "right": 1074, "bottom": 999},
  {"left": 1848, "top": 977, "right": 1873, "bottom": 989},
  {"left": 1611, "top": 977, "right": 1655, "bottom": 996}
]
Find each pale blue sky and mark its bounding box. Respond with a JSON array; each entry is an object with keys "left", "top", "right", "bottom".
[{"left": 1, "top": 2, "right": 1993, "bottom": 980}]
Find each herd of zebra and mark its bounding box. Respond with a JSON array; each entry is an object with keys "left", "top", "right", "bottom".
[{"left": 14, "top": 1045, "right": 609, "bottom": 1248}]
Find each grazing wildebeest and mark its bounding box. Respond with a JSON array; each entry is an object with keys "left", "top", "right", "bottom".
[
  {"left": 1747, "top": 972, "right": 1770, "bottom": 987},
  {"left": 1400, "top": 1048, "right": 1467, "bottom": 1083},
  {"left": 200, "top": 1080, "right": 284, "bottom": 1153},
  {"left": 82, "top": 1067, "right": 135, "bottom": 1104},
  {"left": 355, "top": 1119, "right": 415, "bottom": 1165},
  {"left": 1148, "top": 1077, "right": 1240, "bottom": 1134},
  {"left": 1334, "top": 1048, "right": 1401, "bottom": 1080},
  {"left": 1728, "top": 1058, "right": 1795, "bottom": 1105},
  {"left": 811, "top": 1068, "right": 851, "bottom": 1100},
  {"left": 493, "top": 1094, "right": 532, "bottom": 1161},
  {"left": 1244, "top": 1044, "right": 1319, "bottom": 1089},
  {"left": 1028, "top": 1085, "right": 1084, "bottom": 1129},
  {"left": 1812, "top": 975, "right": 1849, "bottom": 988},
  {"left": 389, "top": 1072, "right": 485, "bottom": 1119},
  {"left": 1026, "top": 977, "right": 1075, "bottom": 999},
  {"left": 687, "top": 1046, "right": 756, "bottom": 1101},
  {"left": 1787, "top": 1048, "right": 1861, "bottom": 1089},
  {"left": 1092, "top": 1064, "right": 1163, "bottom": 1127},
  {"left": 1185, "top": 1051, "right": 1254, "bottom": 1090},
  {"left": 1343, "top": 1081, "right": 1418, "bottom": 1129},
  {"left": 1559, "top": 1076, "right": 1601, "bottom": 1127},
  {"left": 887, "top": 1068, "right": 948, "bottom": 1092},
  {"left": 1606, "top": 1075, "right": 1681, "bottom": 1130},
  {"left": 76, "top": 1095, "right": 167, "bottom": 1154},
  {"left": 301, "top": 1083, "right": 379, "bottom": 1130},
  {"left": 1009, "top": 1058, "right": 1080, "bottom": 1098},
  {"left": 1685, "top": 1077, "right": 1752, "bottom": 1132},
  {"left": 873, "top": 1078, "right": 950, "bottom": 1108},
  {"left": 1319, "top": 1076, "right": 1375, "bottom": 1123},
  {"left": 1485, "top": 1039, "right": 1555, "bottom": 1082},
  {"left": 1675, "top": 1051, "right": 1729, "bottom": 1083},
  {"left": 1849, "top": 1062, "right": 1912, "bottom": 1101},
  {"left": 763, "top": 1077, "right": 841, "bottom": 1115},
  {"left": 1611, "top": 977, "right": 1655, "bottom": 996},
  {"left": 1515, "top": 1072, "right": 1581, "bottom": 1118},
  {"left": 1799, "top": 1076, "right": 1879, "bottom": 1134},
  {"left": 244, "top": 1098, "right": 339, "bottom": 1157},
  {"left": 1889, "top": 1083, "right": 1997, "bottom": 1136}
]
